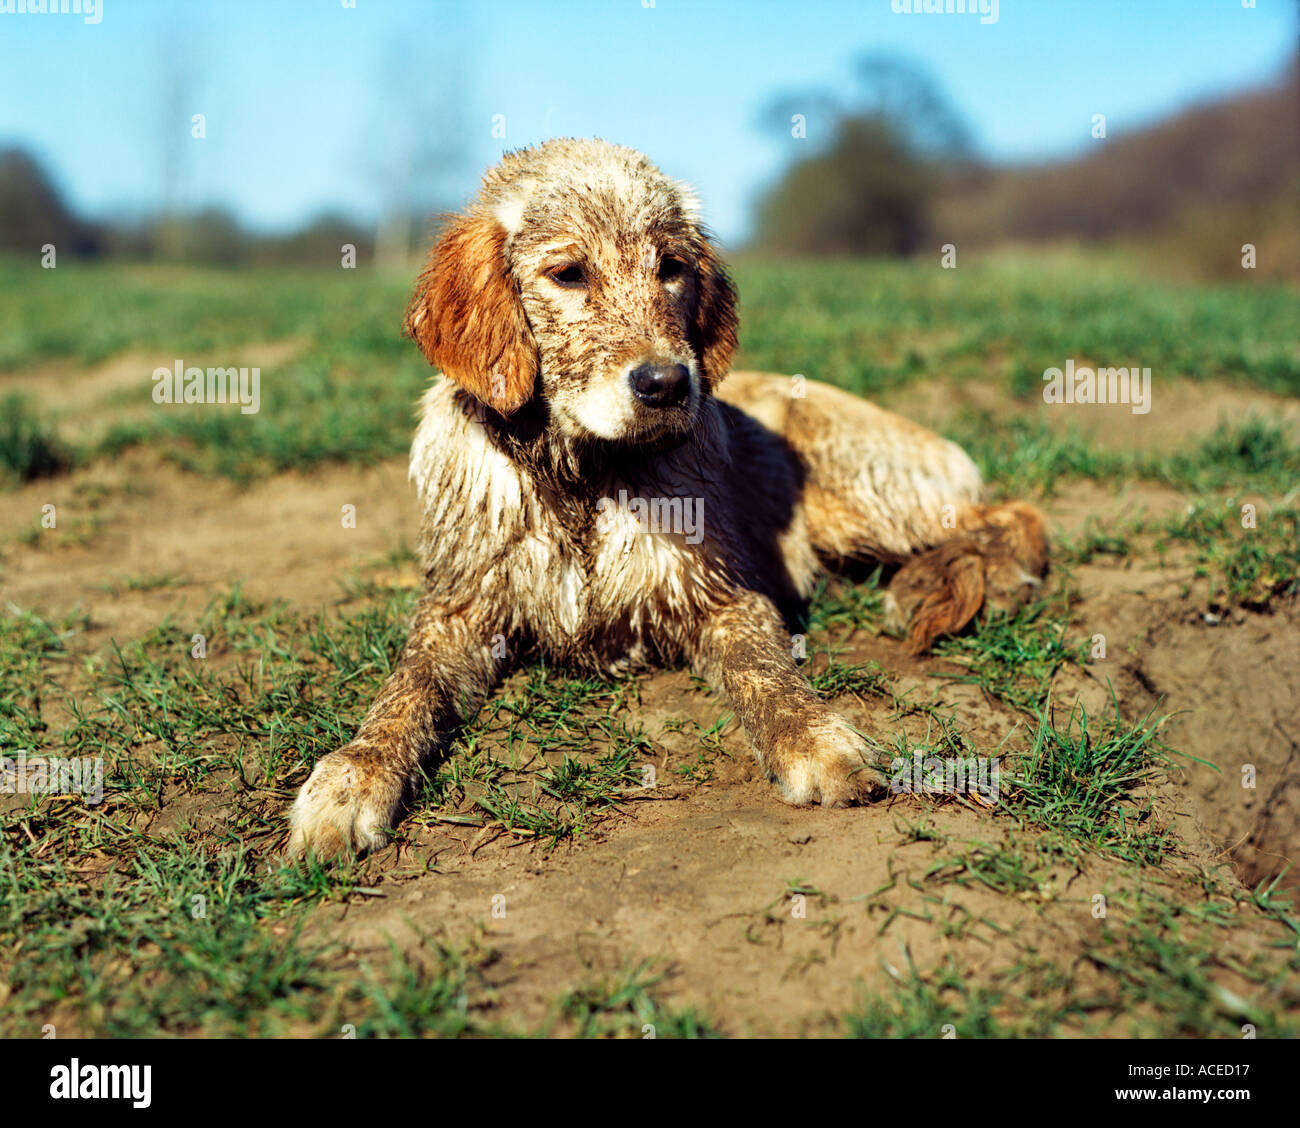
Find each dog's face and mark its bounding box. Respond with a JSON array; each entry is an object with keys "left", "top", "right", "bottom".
[{"left": 405, "top": 139, "right": 737, "bottom": 446}]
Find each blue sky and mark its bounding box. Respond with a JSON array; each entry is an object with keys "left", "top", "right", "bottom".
[{"left": 0, "top": 0, "right": 1293, "bottom": 245}]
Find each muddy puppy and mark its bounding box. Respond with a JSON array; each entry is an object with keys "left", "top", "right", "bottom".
[{"left": 288, "top": 138, "right": 1048, "bottom": 858}]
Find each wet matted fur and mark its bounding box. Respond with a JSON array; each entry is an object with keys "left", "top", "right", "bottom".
[{"left": 288, "top": 138, "right": 1048, "bottom": 858}]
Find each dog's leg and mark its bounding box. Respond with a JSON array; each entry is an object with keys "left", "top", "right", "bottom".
[
  {"left": 883, "top": 501, "right": 1049, "bottom": 653},
  {"left": 690, "top": 589, "right": 888, "bottom": 806},
  {"left": 759, "top": 377, "right": 1049, "bottom": 654},
  {"left": 807, "top": 459, "right": 1049, "bottom": 654},
  {"left": 287, "top": 595, "right": 503, "bottom": 858}
]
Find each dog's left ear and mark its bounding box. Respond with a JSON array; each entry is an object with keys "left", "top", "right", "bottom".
[
  {"left": 690, "top": 243, "right": 738, "bottom": 386},
  {"left": 404, "top": 213, "right": 538, "bottom": 415}
]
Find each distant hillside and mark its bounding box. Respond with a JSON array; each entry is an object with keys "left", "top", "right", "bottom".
[
  {"left": 932, "top": 66, "right": 1299, "bottom": 280},
  {"left": 0, "top": 149, "right": 100, "bottom": 257},
  {"left": 0, "top": 148, "right": 381, "bottom": 266}
]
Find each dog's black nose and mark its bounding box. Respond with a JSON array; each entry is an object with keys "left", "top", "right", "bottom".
[{"left": 629, "top": 363, "right": 690, "bottom": 407}]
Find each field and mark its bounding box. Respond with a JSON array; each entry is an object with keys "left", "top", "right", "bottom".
[{"left": 1, "top": 252, "right": 1298, "bottom": 1037}]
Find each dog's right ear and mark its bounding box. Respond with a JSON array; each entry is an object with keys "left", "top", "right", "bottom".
[{"left": 404, "top": 213, "right": 538, "bottom": 415}]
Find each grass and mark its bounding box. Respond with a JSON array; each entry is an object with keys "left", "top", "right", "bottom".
[
  {"left": 0, "top": 586, "right": 710, "bottom": 1036},
  {"left": 842, "top": 956, "right": 1010, "bottom": 1038},
  {"left": 0, "top": 393, "right": 71, "bottom": 485},
  {"left": 1155, "top": 499, "right": 1300, "bottom": 607},
  {"left": 931, "top": 594, "right": 1087, "bottom": 714},
  {"left": 413, "top": 665, "right": 655, "bottom": 846},
  {"left": 948, "top": 412, "right": 1300, "bottom": 498},
  {"left": 0, "top": 574, "right": 731, "bottom": 1035},
  {"left": 0, "top": 259, "right": 398, "bottom": 370},
  {"left": 0, "top": 253, "right": 1296, "bottom": 1037},
  {"left": 1053, "top": 492, "right": 1300, "bottom": 610},
  {"left": 555, "top": 961, "right": 720, "bottom": 1038},
  {"left": 733, "top": 255, "right": 1300, "bottom": 399},
  {"left": 2, "top": 254, "right": 1296, "bottom": 484},
  {"left": 839, "top": 895, "right": 1300, "bottom": 1038},
  {"left": 3, "top": 545, "right": 1295, "bottom": 1037},
  {"left": 1006, "top": 699, "right": 1177, "bottom": 866},
  {"left": 835, "top": 720, "right": 1300, "bottom": 1038}
]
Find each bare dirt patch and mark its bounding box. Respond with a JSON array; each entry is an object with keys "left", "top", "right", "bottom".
[
  {"left": 884, "top": 374, "right": 1300, "bottom": 453},
  {"left": 0, "top": 447, "right": 417, "bottom": 648},
  {"left": 1139, "top": 606, "right": 1300, "bottom": 895},
  {"left": 0, "top": 341, "right": 305, "bottom": 443}
]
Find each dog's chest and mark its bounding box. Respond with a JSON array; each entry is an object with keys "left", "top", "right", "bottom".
[
  {"left": 521, "top": 490, "right": 709, "bottom": 642},
  {"left": 413, "top": 395, "right": 722, "bottom": 658}
]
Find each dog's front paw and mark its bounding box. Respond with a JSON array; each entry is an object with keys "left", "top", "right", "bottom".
[
  {"left": 769, "top": 714, "right": 889, "bottom": 808},
  {"left": 287, "top": 746, "right": 405, "bottom": 860}
]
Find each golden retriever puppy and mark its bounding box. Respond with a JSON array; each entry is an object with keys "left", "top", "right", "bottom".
[{"left": 288, "top": 138, "right": 1047, "bottom": 858}]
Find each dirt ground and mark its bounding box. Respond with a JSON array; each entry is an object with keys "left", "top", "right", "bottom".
[{"left": 1, "top": 370, "right": 1296, "bottom": 1034}]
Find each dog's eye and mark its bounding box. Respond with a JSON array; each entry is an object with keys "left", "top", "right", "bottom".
[
  {"left": 548, "top": 263, "right": 587, "bottom": 289},
  {"left": 658, "top": 256, "right": 686, "bottom": 281}
]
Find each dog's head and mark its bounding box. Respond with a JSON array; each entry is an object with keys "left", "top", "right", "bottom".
[{"left": 405, "top": 138, "right": 737, "bottom": 446}]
